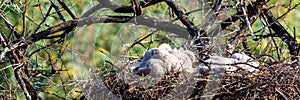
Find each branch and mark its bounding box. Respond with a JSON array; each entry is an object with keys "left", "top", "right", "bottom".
[
  {"left": 1, "top": 15, "right": 188, "bottom": 62},
  {"left": 164, "top": 0, "right": 199, "bottom": 37},
  {"left": 57, "top": 0, "right": 77, "bottom": 19},
  {"left": 220, "top": 0, "right": 266, "bottom": 30},
  {"left": 28, "top": 15, "right": 188, "bottom": 42},
  {"left": 113, "top": 0, "right": 165, "bottom": 13},
  {"left": 262, "top": 10, "right": 299, "bottom": 60}
]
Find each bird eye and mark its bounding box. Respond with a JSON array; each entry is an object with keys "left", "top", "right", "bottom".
[{"left": 151, "top": 49, "right": 159, "bottom": 55}]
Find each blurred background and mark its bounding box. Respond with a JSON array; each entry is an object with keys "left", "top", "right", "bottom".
[{"left": 0, "top": 0, "right": 299, "bottom": 99}]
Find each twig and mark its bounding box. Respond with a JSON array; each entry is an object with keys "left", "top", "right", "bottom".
[
  {"left": 50, "top": 0, "right": 66, "bottom": 22},
  {"left": 113, "top": 0, "right": 165, "bottom": 13},
  {"left": 132, "top": 0, "right": 143, "bottom": 16},
  {"left": 33, "top": 5, "right": 53, "bottom": 34},
  {"left": 220, "top": 0, "right": 265, "bottom": 30},
  {"left": 0, "top": 14, "right": 21, "bottom": 39},
  {"left": 275, "top": 88, "right": 288, "bottom": 100},
  {"left": 21, "top": 2, "right": 28, "bottom": 36},
  {"left": 57, "top": 0, "right": 77, "bottom": 19},
  {"left": 37, "top": 0, "right": 45, "bottom": 17},
  {"left": 262, "top": 10, "right": 299, "bottom": 60},
  {"left": 13, "top": 63, "right": 33, "bottom": 100},
  {"left": 276, "top": 2, "right": 300, "bottom": 20},
  {"left": 164, "top": 0, "right": 199, "bottom": 37},
  {"left": 241, "top": 5, "right": 257, "bottom": 40}
]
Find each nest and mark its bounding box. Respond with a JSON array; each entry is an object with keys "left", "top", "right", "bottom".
[
  {"left": 87, "top": 61, "right": 299, "bottom": 99},
  {"left": 211, "top": 62, "right": 300, "bottom": 99}
]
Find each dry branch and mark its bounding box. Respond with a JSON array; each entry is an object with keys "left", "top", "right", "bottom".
[{"left": 1, "top": 0, "right": 299, "bottom": 99}]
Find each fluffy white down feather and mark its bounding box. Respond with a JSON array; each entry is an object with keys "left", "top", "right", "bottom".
[
  {"left": 198, "top": 53, "right": 259, "bottom": 73},
  {"left": 131, "top": 43, "right": 196, "bottom": 77}
]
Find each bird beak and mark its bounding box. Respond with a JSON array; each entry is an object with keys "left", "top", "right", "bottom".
[{"left": 131, "top": 62, "right": 141, "bottom": 71}]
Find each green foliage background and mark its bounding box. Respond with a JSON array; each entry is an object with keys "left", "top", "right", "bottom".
[{"left": 0, "top": 0, "right": 299, "bottom": 99}]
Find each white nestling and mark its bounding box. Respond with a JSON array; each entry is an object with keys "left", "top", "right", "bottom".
[
  {"left": 131, "top": 43, "right": 196, "bottom": 77},
  {"left": 198, "top": 52, "right": 259, "bottom": 73}
]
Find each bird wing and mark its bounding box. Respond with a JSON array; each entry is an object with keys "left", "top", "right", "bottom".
[
  {"left": 146, "top": 59, "right": 166, "bottom": 77},
  {"left": 135, "top": 63, "right": 151, "bottom": 76}
]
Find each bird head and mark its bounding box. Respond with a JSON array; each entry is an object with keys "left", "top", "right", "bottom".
[{"left": 141, "top": 48, "right": 159, "bottom": 62}]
